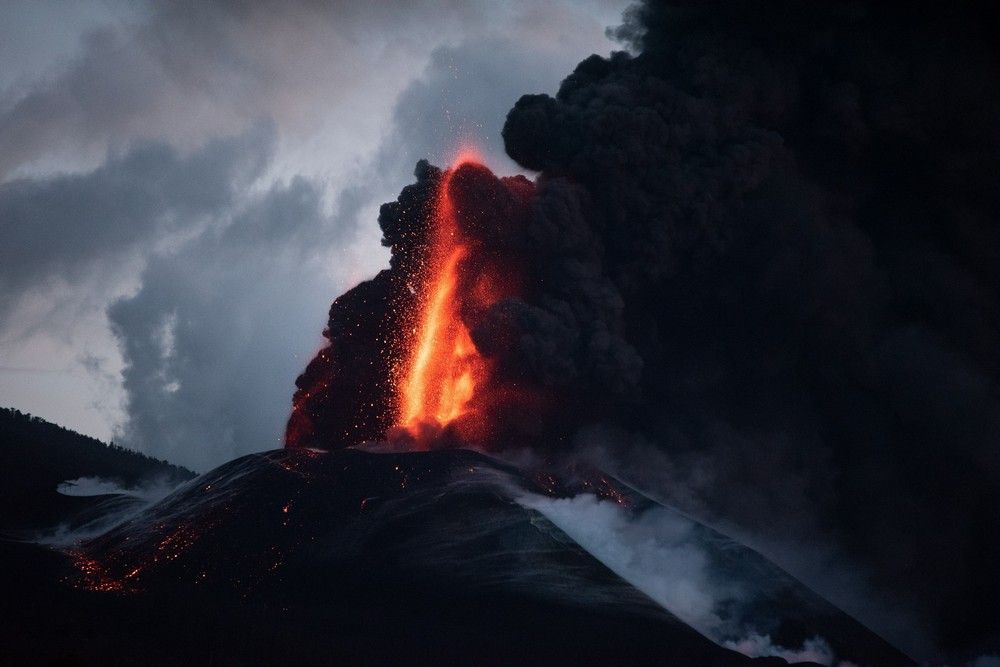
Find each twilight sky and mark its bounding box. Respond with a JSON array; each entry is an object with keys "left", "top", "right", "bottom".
[{"left": 0, "top": 0, "right": 631, "bottom": 471}]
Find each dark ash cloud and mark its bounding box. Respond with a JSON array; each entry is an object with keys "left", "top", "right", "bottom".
[{"left": 499, "top": 1, "right": 1000, "bottom": 660}]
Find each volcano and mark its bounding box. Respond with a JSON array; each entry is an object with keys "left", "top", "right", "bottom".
[
  {"left": 0, "top": 445, "right": 908, "bottom": 665},
  {"left": 1, "top": 1, "right": 995, "bottom": 662},
  {"left": 0, "top": 145, "right": 914, "bottom": 666},
  {"left": 0, "top": 151, "right": 916, "bottom": 664},
  {"left": 138, "top": 147, "right": 914, "bottom": 664}
]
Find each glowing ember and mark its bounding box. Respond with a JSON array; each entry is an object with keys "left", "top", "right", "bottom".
[{"left": 397, "top": 148, "right": 490, "bottom": 437}]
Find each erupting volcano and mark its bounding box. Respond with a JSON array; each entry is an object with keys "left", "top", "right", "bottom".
[
  {"left": 8, "top": 150, "right": 913, "bottom": 666},
  {"left": 286, "top": 149, "right": 538, "bottom": 452}
]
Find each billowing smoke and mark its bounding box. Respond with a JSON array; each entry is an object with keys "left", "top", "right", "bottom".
[{"left": 288, "top": 1, "right": 1000, "bottom": 660}]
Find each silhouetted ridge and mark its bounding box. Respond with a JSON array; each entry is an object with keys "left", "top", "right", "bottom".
[{"left": 0, "top": 407, "right": 194, "bottom": 529}]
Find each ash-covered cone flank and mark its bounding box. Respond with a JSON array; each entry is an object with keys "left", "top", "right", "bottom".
[{"left": 47, "top": 447, "right": 908, "bottom": 665}]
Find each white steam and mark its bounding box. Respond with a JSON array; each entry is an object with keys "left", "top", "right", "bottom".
[
  {"left": 518, "top": 492, "right": 834, "bottom": 665},
  {"left": 724, "top": 633, "right": 834, "bottom": 664},
  {"left": 56, "top": 476, "right": 178, "bottom": 502},
  {"left": 37, "top": 476, "right": 187, "bottom": 546}
]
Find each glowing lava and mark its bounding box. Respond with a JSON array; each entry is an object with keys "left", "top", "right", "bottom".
[{"left": 398, "top": 149, "right": 487, "bottom": 434}]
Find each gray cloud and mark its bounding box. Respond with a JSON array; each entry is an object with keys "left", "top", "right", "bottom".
[
  {"left": 0, "top": 0, "right": 628, "bottom": 181},
  {"left": 0, "top": 124, "right": 272, "bottom": 321},
  {"left": 107, "top": 172, "right": 352, "bottom": 471},
  {"left": 0, "top": 1, "right": 404, "bottom": 177},
  {"left": 384, "top": 29, "right": 624, "bottom": 175},
  {"left": 0, "top": 0, "right": 132, "bottom": 93}
]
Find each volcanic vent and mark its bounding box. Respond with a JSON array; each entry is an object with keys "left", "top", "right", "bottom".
[{"left": 286, "top": 152, "right": 547, "bottom": 452}]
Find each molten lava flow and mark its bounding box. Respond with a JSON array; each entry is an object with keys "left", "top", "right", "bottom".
[
  {"left": 401, "top": 246, "right": 473, "bottom": 425},
  {"left": 398, "top": 150, "right": 487, "bottom": 436}
]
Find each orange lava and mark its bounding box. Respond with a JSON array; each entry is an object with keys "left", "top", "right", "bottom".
[{"left": 398, "top": 149, "right": 486, "bottom": 435}]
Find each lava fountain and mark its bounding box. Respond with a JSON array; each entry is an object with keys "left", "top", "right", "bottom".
[
  {"left": 396, "top": 149, "right": 495, "bottom": 442},
  {"left": 286, "top": 148, "right": 533, "bottom": 451}
]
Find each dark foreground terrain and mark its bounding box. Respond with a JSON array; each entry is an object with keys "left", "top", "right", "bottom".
[{"left": 0, "top": 416, "right": 909, "bottom": 665}]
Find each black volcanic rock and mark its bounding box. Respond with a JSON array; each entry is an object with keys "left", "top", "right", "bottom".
[
  {"left": 0, "top": 447, "right": 910, "bottom": 665},
  {"left": 60, "top": 448, "right": 746, "bottom": 664}
]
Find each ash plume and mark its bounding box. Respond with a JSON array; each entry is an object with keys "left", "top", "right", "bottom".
[{"left": 289, "top": 1, "right": 1000, "bottom": 660}]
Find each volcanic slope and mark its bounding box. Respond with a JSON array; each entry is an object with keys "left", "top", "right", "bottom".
[{"left": 0, "top": 446, "right": 909, "bottom": 665}]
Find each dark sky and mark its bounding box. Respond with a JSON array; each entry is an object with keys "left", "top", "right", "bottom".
[{"left": 0, "top": 0, "right": 629, "bottom": 471}]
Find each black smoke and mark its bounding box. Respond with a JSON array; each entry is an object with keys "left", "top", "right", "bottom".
[
  {"left": 290, "top": 1, "right": 1000, "bottom": 660},
  {"left": 500, "top": 1, "right": 1000, "bottom": 660}
]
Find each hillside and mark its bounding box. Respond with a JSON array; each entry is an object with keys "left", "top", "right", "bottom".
[
  {"left": 0, "top": 408, "right": 195, "bottom": 530},
  {"left": 0, "top": 446, "right": 907, "bottom": 665}
]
